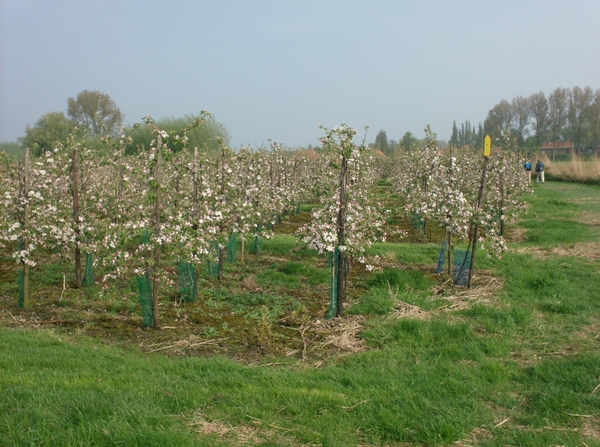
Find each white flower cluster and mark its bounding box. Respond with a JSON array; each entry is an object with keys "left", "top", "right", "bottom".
[{"left": 390, "top": 132, "right": 531, "bottom": 257}]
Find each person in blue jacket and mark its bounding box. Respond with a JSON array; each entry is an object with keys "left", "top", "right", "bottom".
[
  {"left": 535, "top": 160, "right": 544, "bottom": 183},
  {"left": 524, "top": 159, "right": 532, "bottom": 184}
]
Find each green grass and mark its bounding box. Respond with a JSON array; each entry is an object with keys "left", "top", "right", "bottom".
[
  {"left": 348, "top": 267, "right": 438, "bottom": 316},
  {"left": 4, "top": 316, "right": 597, "bottom": 446},
  {"left": 526, "top": 181, "right": 600, "bottom": 216},
  {"left": 519, "top": 219, "right": 596, "bottom": 246},
  {"left": 2, "top": 181, "right": 600, "bottom": 446},
  {"left": 368, "top": 242, "right": 441, "bottom": 265}
]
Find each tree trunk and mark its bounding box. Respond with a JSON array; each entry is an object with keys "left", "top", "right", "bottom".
[
  {"left": 193, "top": 147, "right": 198, "bottom": 220},
  {"left": 218, "top": 244, "right": 225, "bottom": 281},
  {"left": 447, "top": 232, "right": 453, "bottom": 277},
  {"left": 22, "top": 148, "right": 30, "bottom": 307},
  {"left": 336, "top": 156, "right": 348, "bottom": 317},
  {"left": 499, "top": 168, "right": 505, "bottom": 237},
  {"left": 447, "top": 145, "right": 453, "bottom": 277},
  {"left": 117, "top": 148, "right": 123, "bottom": 201},
  {"left": 152, "top": 136, "right": 162, "bottom": 328},
  {"left": 218, "top": 146, "right": 226, "bottom": 280},
  {"left": 72, "top": 147, "right": 82, "bottom": 288}
]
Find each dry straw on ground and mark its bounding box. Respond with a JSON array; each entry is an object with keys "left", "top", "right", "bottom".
[
  {"left": 512, "top": 241, "right": 600, "bottom": 260},
  {"left": 385, "top": 282, "right": 431, "bottom": 320},
  {"left": 188, "top": 412, "right": 319, "bottom": 446},
  {"left": 141, "top": 335, "right": 227, "bottom": 354},
  {"left": 296, "top": 315, "right": 367, "bottom": 362},
  {"left": 430, "top": 272, "right": 504, "bottom": 311},
  {"left": 239, "top": 274, "right": 263, "bottom": 292}
]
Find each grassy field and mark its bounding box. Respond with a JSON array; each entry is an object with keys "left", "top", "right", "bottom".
[{"left": 1, "top": 181, "right": 599, "bottom": 446}]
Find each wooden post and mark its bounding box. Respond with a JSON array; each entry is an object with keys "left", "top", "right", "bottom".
[
  {"left": 336, "top": 155, "right": 348, "bottom": 317},
  {"left": 72, "top": 147, "right": 82, "bottom": 288},
  {"left": 152, "top": 135, "right": 162, "bottom": 328},
  {"left": 193, "top": 147, "right": 198, "bottom": 221},
  {"left": 447, "top": 232, "right": 453, "bottom": 277},
  {"left": 447, "top": 145, "right": 453, "bottom": 276},
  {"left": 467, "top": 136, "right": 491, "bottom": 288},
  {"left": 218, "top": 146, "right": 226, "bottom": 280},
  {"left": 499, "top": 167, "right": 505, "bottom": 237},
  {"left": 218, "top": 245, "right": 225, "bottom": 280},
  {"left": 116, "top": 147, "right": 123, "bottom": 201},
  {"left": 22, "top": 147, "right": 30, "bottom": 307},
  {"left": 173, "top": 158, "right": 180, "bottom": 210}
]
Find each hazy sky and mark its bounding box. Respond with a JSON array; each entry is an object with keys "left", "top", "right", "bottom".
[{"left": 1, "top": 0, "right": 599, "bottom": 148}]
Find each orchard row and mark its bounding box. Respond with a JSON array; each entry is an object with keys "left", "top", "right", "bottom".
[{"left": 0, "top": 117, "right": 531, "bottom": 320}]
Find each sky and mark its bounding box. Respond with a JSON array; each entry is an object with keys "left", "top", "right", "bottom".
[{"left": 1, "top": 0, "right": 599, "bottom": 148}]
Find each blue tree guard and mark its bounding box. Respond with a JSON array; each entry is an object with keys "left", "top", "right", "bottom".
[
  {"left": 453, "top": 249, "right": 471, "bottom": 286},
  {"left": 137, "top": 271, "right": 154, "bottom": 327},
  {"left": 436, "top": 240, "right": 447, "bottom": 274}
]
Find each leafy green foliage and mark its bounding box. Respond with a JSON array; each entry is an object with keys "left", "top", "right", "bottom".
[
  {"left": 400, "top": 130, "right": 418, "bottom": 152},
  {"left": 67, "top": 90, "right": 123, "bottom": 137},
  {"left": 373, "top": 129, "right": 389, "bottom": 155},
  {"left": 19, "top": 111, "right": 76, "bottom": 156},
  {"left": 125, "top": 115, "right": 229, "bottom": 155},
  {"left": 0, "top": 141, "right": 22, "bottom": 157}
]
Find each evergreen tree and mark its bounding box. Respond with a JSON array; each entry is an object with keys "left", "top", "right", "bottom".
[
  {"left": 450, "top": 121, "right": 458, "bottom": 146},
  {"left": 374, "top": 130, "right": 389, "bottom": 155}
]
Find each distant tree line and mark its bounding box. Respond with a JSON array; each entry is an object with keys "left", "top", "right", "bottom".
[
  {"left": 483, "top": 86, "right": 600, "bottom": 154},
  {"left": 450, "top": 120, "right": 484, "bottom": 149},
  {"left": 371, "top": 85, "right": 599, "bottom": 158},
  {"left": 371, "top": 130, "right": 427, "bottom": 155},
  {"left": 5, "top": 90, "right": 229, "bottom": 157}
]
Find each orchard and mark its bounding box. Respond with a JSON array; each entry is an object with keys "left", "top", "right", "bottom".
[{"left": 0, "top": 119, "right": 531, "bottom": 331}]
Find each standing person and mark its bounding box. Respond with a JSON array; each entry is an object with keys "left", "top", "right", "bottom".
[
  {"left": 535, "top": 159, "right": 544, "bottom": 183},
  {"left": 524, "top": 159, "right": 532, "bottom": 184}
]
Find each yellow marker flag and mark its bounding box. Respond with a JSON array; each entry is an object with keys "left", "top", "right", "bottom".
[{"left": 484, "top": 135, "right": 491, "bottom": 157}]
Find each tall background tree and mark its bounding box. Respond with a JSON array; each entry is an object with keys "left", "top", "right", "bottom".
[
  {"left": 450, "top": 121, "right": 459, "bottom": 146},
  {"left": 589, "top": 89, "right": 600, "bottom": 151},
  {"left": 400, "top": 131, "right": 418, "bottom": 151},
  {"left": 19, "top": 111, "right": 76, "bottom": 156},
  {"left": 374, "top": 130, "right": 389, "bottom": 155},
  {"left": 449, "top": 120, "right": 482, "bottom": 149},
  {"left": 67, "top": 90, "right": 123, "bottom": 137},
  {"left": 528, "top": 91, "right": 549, "bottom": 148},
  {"left": 567, "top": 86, "right": 594, "bottom": 153},
  {"left": 510, "top": 96, "right": 530, "bottom": 148},
  {"left": 548, "top": 87, "right": 569, "bottom": 160},
  {"left": 484, "top": 99, "right": 513, "bottom": 141}
]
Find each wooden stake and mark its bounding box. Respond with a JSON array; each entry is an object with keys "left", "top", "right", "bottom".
[
  {"left": 193, "top": 147, "right": 198, "bottom": 220},
  {"left": 72, "top": 147, "right": 82, "bottom": 288},
  {"left": 447, "top": 145, "right": 453, "bottom": 276},
  {"left": 467, "top": 155, "right": 489, "bottom": 288},
  {"left": 336, "top": 155, "right": 348, "bottom": 317},
  {"left": 117, "top": 147, "right": 123, "bottom": 201},
  {"left": 22, "top": 147, "right": 30, "bottom": 307},
  {"left": 152, "top": 135, "right": 162, "bottom": 328},
  {"left": 447, "top": 232, "right": 453, "bottom": 277},
  {"left": 499, "top": 167, "right": 505, "bottom": 237}
]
